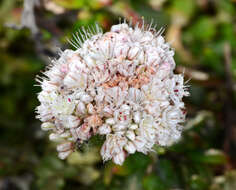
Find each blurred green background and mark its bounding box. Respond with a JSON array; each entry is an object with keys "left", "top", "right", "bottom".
[{"left": 0, "top": 0, "right": 236, "bottom": 189}]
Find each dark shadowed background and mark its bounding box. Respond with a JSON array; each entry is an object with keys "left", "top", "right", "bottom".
[{"left": 0, "top": 0, "right": 236, "bottom": 189}]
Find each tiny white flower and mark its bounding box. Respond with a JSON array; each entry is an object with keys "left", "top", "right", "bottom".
[
  {"left": 126, "top": 130, "right": 136, "bottom": 141},
  {"left": 133, "top": 136, "right": 146, "bottom": 151},
  {"left": 87, "top": 103, "right": 95, "bottom": 114},
  {"left": 133, "top": 111, "right": 141, "bottom": 124},
  {"left": 59, "top": 131, "right": 71, "bottom": 138},
  {"left": 49, "top": 133, "right": 63, "bottom": 142},
  {"left": 127, "top": 46, "right": 140, "bottom": 60},
  {"left": 129, "top": 124, "right": 138, "bottom": 130},
  {"left": 105, "top": 118, "right": 116, "bottom": 125},
  {"left": 41, "top": 122, "right": 55, "bottom": 131},
  {"left": 80, "top": 94, "right": 92, "bottom": 103},
  {"left": 112, "top": 124, "right": 126, "bottom": 132},
  {"left": 98, "top": 124, "right": 111, "bottom": 135},
  {"left": 124, "top": 141, "right": 136, "bottom": 154},
  {"left": 112, "top": 151, "right": 126, "bottom": 165},
  {"left": 62, "top": 115, "right": 81, "bottom": 128},
  {"left": 57, "top": 142, "right": 73, "bottom": 152},
  {"left": 58, "top": 150, "right": 72, "bottom": 160},
  {"left": 76, "top": 102, "right": 87, "bottom": 115}
]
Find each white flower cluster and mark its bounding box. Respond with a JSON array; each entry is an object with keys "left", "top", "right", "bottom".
[{"left": 36, "top": 21, "right": 189, "bottom": 165}]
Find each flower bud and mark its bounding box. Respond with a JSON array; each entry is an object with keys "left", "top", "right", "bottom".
[
  {"left": 76, "top": 102, "right": 86, "bottom": 115},
  {"left": 114, "top": 44, "right": 129, "bottom": 58},
  {"left": 124, "top": 141, "right": 136, "bottom": 154},
  {"left": 105, "top": 118, "right": 116, "bottom": 125},
  {"left": 98, "top": 124, "right": 111, "bottom": 135},
  {"left": 57, "top": 142, "right": 73, "bottom": 152},
  {"left": 81, "top": 94, "right": 92, "bottom": 103},
  {"left": 126, "top": 130, "right": 135, "bottom": 141},
  {"left": 133, "top": 111, "right": 141, "bottom": 124},
  {"left": 59, "top": 131, "right": 71, "bottom": 138},
  {"left": 76, "top": 123, "right": 92, "bottom": 140},
  {"left": 64, "top": 115, "right": 80, "bottom": 128},
  {"left": 112, "top": 124, "right": 126, "bottom": 132},
  {"left": 58, "top": 150, "right": 72, "bottom": 160},
  {"left": 133, "top": 136, "right": 145, "bottom": 150},
  {"left": 112, "top": 151, "right": 126, "bottom": 165},
  {"left": 41, "top": 122, "right": 55, "bottom": 131},
  {"left": 49, "top": 133, "right": 63, "bottom": 142},
  {"left": 128, "top": 46, "right": 139, "bottom": 60},
  {"left": 129, "top": 124, "right": 138, "bottom": 130},
  {"left": 87, "top": 103, "right": 95, "bottom": 114}
]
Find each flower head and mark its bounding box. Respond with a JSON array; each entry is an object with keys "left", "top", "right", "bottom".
[{"left": 36, "top": 20, "right": 189, "bottom": 165}]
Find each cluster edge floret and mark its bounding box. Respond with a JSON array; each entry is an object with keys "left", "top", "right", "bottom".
[{"left": 36, "top": 20, "right": 189, "bottom": 165}]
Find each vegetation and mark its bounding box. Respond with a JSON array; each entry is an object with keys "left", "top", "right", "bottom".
[{"left": 0, "top": 0, "right": 235, "bottom": 189}]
